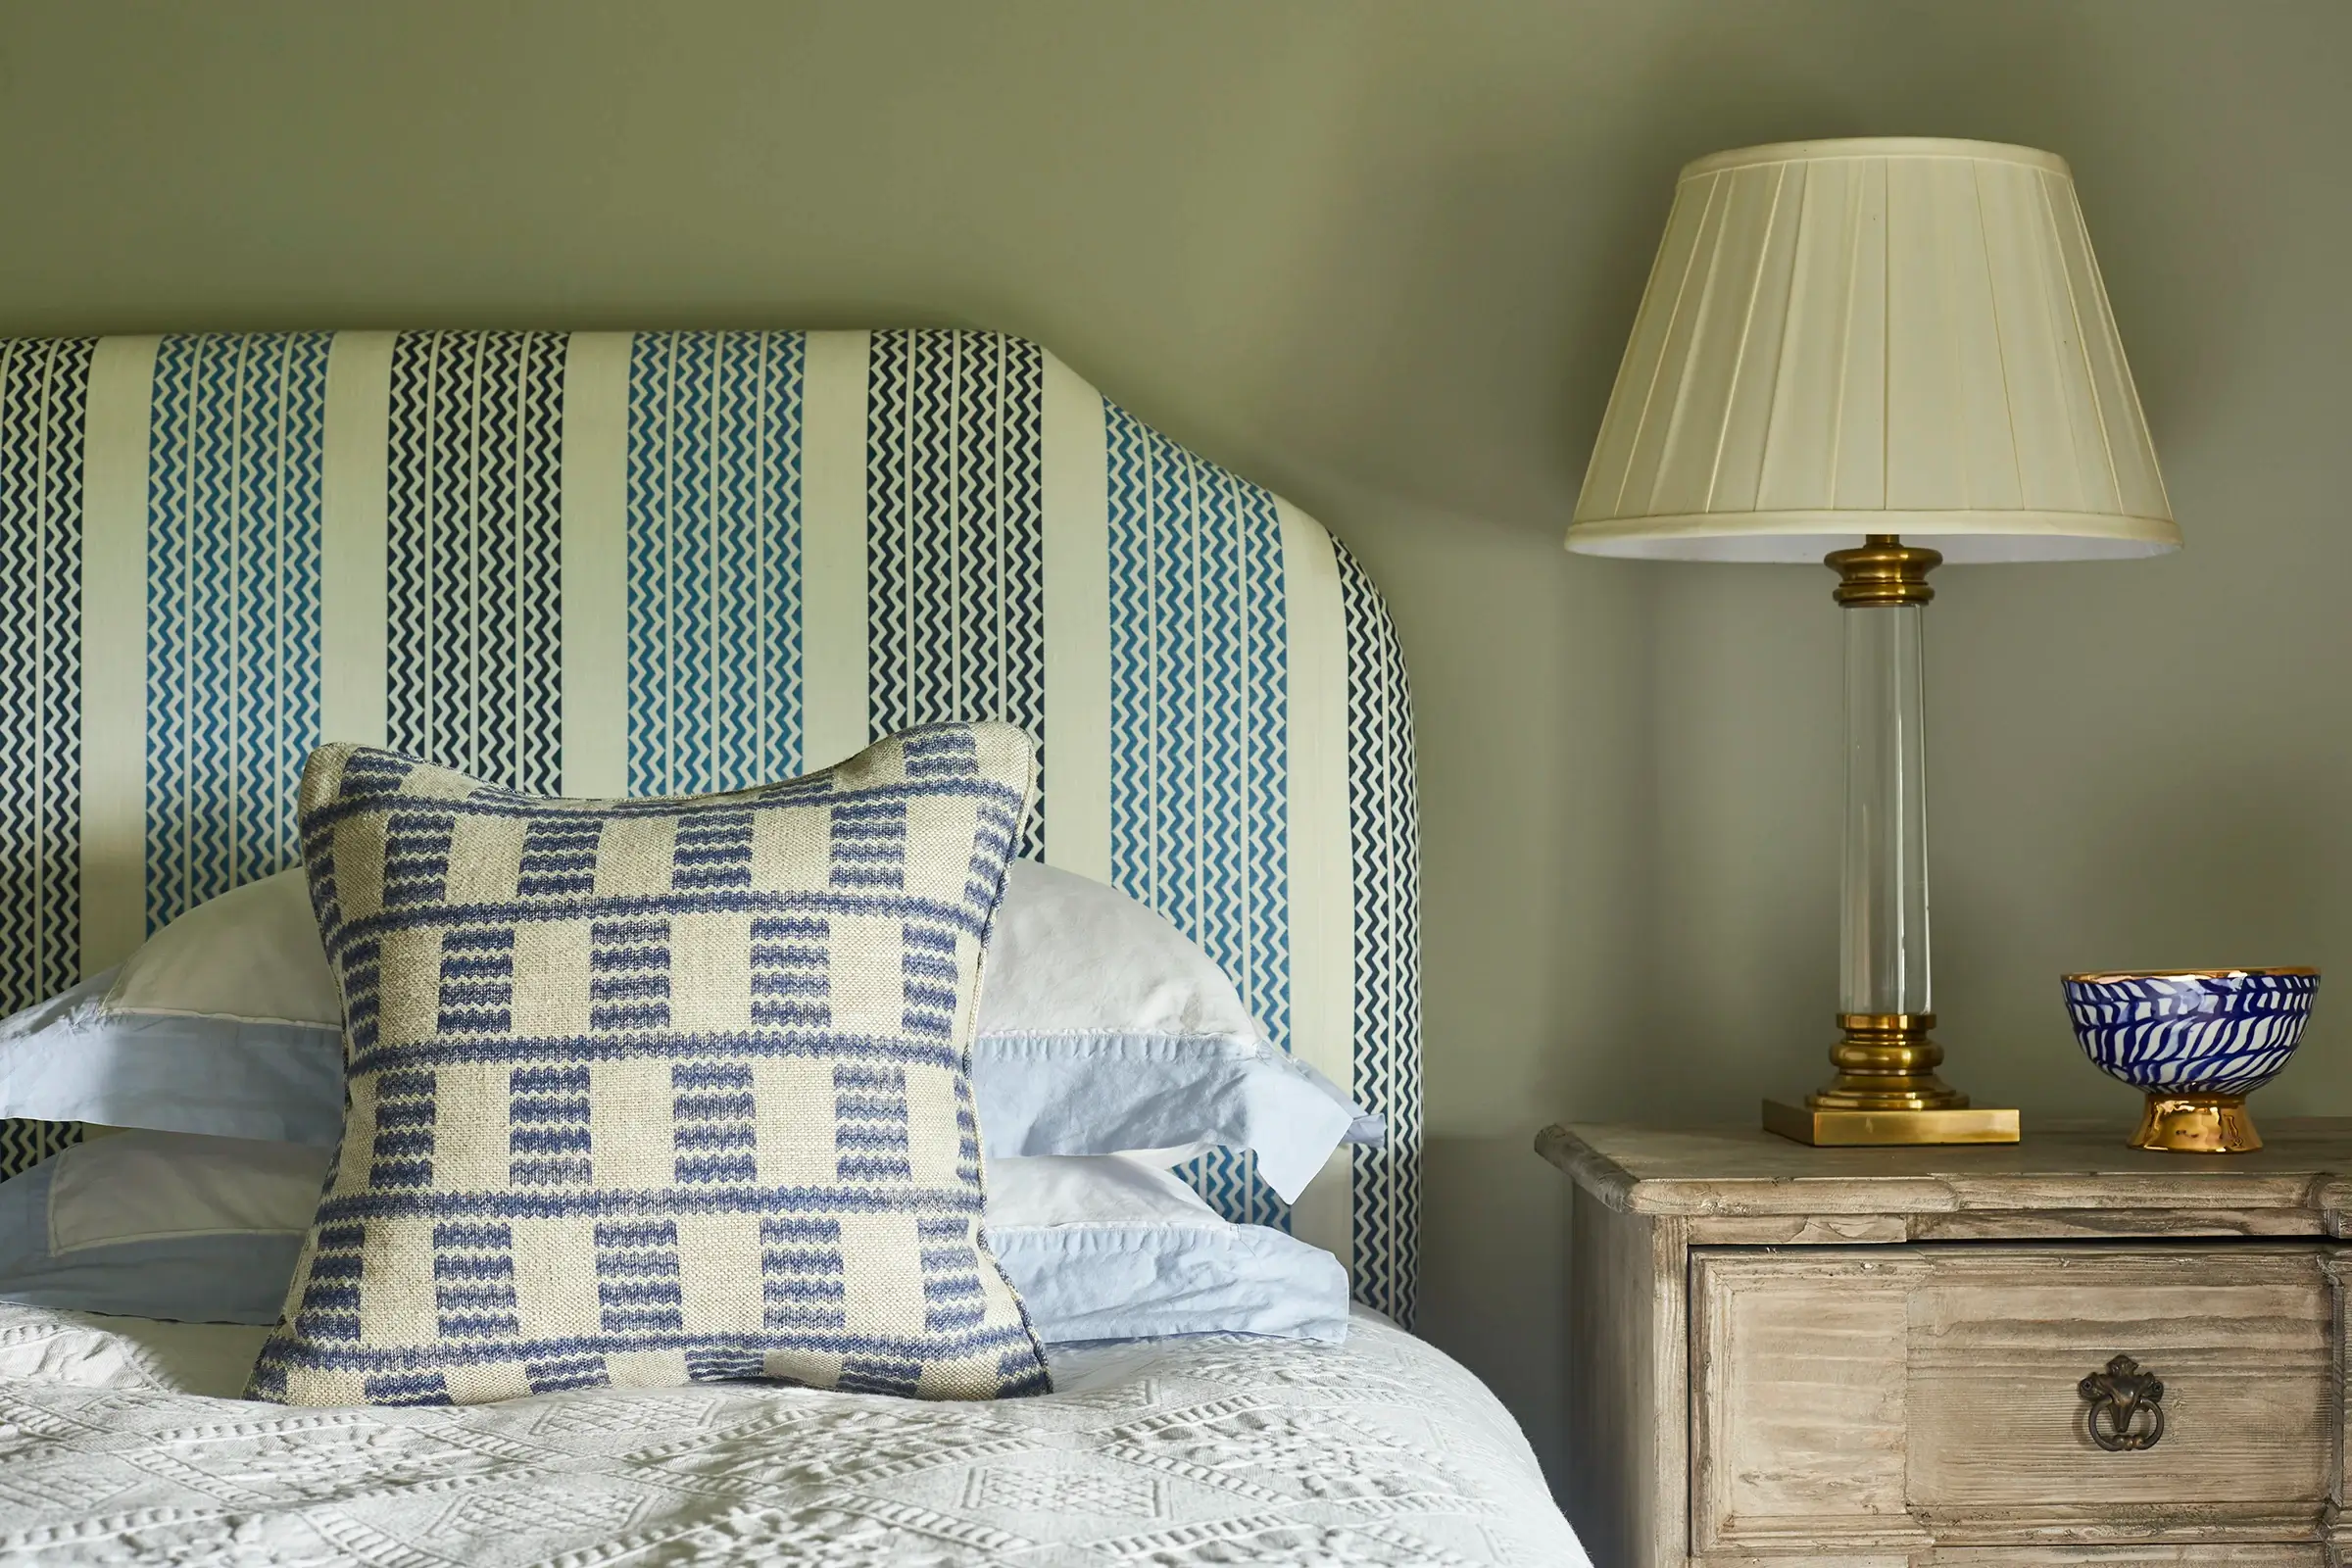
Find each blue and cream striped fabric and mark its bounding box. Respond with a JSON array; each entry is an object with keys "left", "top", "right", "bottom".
[
  {"left": 0, "top": 337, "right": 89, "bottom": 1187},
  {"left": 0, "top": 329, "right": 1421, "bottom": 1325}
]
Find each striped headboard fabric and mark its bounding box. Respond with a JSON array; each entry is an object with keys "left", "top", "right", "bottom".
[{"left": 0, "top": 329, "right": 1421, "bottom": 1324}]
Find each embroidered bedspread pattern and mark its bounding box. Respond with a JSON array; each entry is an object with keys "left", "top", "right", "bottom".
[
  {"left": 0, "top": 1302, "right": 1584, "bottom": 1565},
  {"left": 0, "top": 329, "right": 1419, "bottom": 1326}
]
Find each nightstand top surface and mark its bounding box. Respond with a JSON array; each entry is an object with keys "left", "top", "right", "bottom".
[{"left": 1540, "top": 1117, "right": 2352, "bottom": 1218}]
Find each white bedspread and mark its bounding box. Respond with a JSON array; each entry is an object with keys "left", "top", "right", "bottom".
[{"left": 0, "top": 1303, "right": 1586, "bottom": 1565}]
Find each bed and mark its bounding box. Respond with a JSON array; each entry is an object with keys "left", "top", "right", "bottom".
[
  {"left": 0, "top": 328, "right": 1584, "bottom": 1563},
  {"left": 0, "top": 1301, "right": 1578, "bottom": 1563}
]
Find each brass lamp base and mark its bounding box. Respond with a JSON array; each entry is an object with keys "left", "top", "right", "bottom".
[
  {"left": 1764, "top": 1013, "right": 2022, "bottom": 1146},
  {"left": 2132, "top": 1093, "right": 2262, "bottom": 1153},
  {"left": 1763, "top": 1100, "right": 2023, "bottom": 1146}
]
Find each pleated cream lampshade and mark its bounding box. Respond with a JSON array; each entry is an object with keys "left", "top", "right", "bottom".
[{"left": 1567, "top": 138, "right": 2180, "bottom": 563}]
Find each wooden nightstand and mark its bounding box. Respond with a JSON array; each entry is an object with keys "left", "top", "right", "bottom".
[{"left": 1541, "top": 1119, "right": 2352, "bottom": 1568}]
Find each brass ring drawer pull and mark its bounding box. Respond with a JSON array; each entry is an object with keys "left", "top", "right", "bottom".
[{"left": 2080, "top": 1354, "right": 2165, "bottom": 1451}]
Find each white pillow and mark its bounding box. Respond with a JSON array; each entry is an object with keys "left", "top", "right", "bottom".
[
  {"left": 46, "top": 1130, "right": 326, "bottom": 1250},
  {"left": 102, "top": 871, "right": 340, "bottom": 1027},
  {"left": 989, "top": 1151, "right": 1231, "bottom": 1227},
  {"left": 985, "top": 1154, "right": 1350, "bottom": 1343},
  {"left": 970, "top": 861, "right": 1378, "bottom": 1200},
  {"left": 0, "top": 1130, "right": 328, "bottom": 1323},
  {"left": 979, "top": 859, "right": 1264, "bottom": 1040}
]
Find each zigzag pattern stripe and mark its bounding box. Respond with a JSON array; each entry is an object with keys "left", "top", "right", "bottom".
[
  {"left": 0, "top": 336, "right": 94, "bottom": 1179},
  {"left": 626, "top": 331, "right": 806, "bottom": 795},
  {"left": 1237, "top": 470, "right": 1291, "bottom": 1055},
  {"left": 386, "top": 332, "right": 565, "bottom": 792},
  {"left": 864, "top": 331, "right": 1045, "bottom": 858},
  {"left": 143, "top": 333, "right": 328, "bottom": 934},
  {"left": 1337, "top": 537, "right": 1421, "bottom": 1327},
  {"left": 1104, "top": 402, "right": 1292, "bottom": 1232}
]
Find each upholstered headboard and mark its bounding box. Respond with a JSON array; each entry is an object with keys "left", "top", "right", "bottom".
[{"left": 0, "top": 329, "right": 1421, "bottom": 1323}]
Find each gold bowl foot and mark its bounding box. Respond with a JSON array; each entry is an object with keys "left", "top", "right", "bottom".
[{"left": 2132, "top": 1093, "right": 2262, "bottom": 1153}]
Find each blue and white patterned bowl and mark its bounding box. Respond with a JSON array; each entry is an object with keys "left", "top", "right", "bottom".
[
  {"left": 2060, "top": 968, "right": 2314, "bottom": 1152},
  {"left": 2064, "top": 968, "right": 2318, "bottom": 1152},
  {"left": 2063, "top": 968, "right": 2319, "bottom": 1098}
]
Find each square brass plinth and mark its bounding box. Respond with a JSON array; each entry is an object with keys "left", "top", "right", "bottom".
[{"left": 1762, "top": 1100, "right": 2021, "bottom": 1146}]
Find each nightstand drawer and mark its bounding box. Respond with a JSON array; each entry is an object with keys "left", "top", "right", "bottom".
[{"left": 1691, "top": 1245, "right": 2341, "bottom": 1557}]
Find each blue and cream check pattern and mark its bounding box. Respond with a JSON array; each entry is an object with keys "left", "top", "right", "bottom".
[{"left": 248, "top": 723, "right": 1050, "bottom": 1407}]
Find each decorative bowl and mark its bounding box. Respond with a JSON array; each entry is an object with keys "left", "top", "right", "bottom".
[{"left": 2062, "top": 968, "right": 2320, "bottom": 1152}]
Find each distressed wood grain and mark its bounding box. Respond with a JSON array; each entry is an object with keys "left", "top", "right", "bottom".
[
  {"left": 1544, "top": 1120, "right": 2352, "bottom": 1567},
  {"left": 1906, "top": 1247, "right": 2333, "bottom": 1525},
  {"left": 1689, "top": 1213, "right": 1910, "bottom": 1246},
  {"left": 1691, "top": 1250, "right": 1933, "bottom": 1555},
  {"left": 1910, "top": 1208, "right": 2326, "bottom": 1242},
  {"left": 1541, "top": 1120, "right": 2352, "bottom": 1224},
  {"left": 1568, "top": 1184, "right": 1689, "bottom": 1568},
  {"left": 1680, "top": 1550, "right": 2322, "bottom": 1567}
]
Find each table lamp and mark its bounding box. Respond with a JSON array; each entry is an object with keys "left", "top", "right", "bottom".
[{"left": 1568, "top": 138, "right": 2179, "bottom": 1145}]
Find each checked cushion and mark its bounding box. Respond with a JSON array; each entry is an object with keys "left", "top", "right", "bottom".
[{"left": 248, "top": 722, "right": 1050, "bottom": 1406}]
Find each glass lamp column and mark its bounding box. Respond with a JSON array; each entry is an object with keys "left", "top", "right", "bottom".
[{"left": 1762, "top": 537, "right": 2021, "bottom": 1146}]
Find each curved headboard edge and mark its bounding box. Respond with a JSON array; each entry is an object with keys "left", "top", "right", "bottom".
[{"left": 0, "top": 326, "right": 1421, "bottom": 1324}]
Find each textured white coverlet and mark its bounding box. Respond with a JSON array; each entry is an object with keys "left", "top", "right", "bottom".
[{"left": 0, "top": 1301, "right": 1586, "bottom": 1565}]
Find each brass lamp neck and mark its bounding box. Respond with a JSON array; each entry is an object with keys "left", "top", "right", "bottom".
[{"left": 1827, "top": 534, "right": 1941, "bottom": 608}]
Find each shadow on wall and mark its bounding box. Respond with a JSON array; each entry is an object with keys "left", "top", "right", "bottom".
[{"left": 1417, "top": 1132, "right": 1575, "bottom": 1493}]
